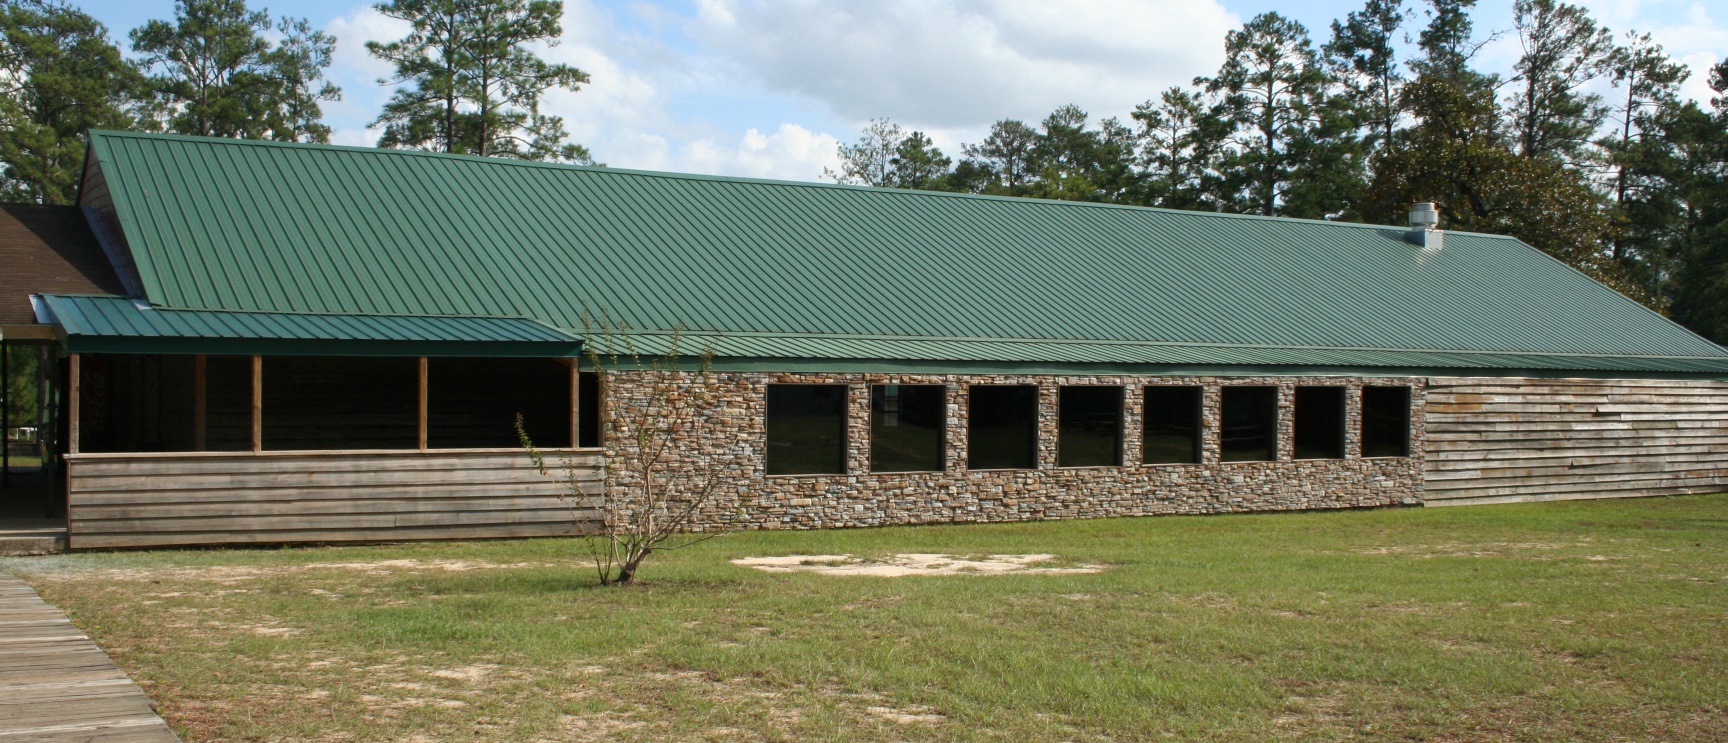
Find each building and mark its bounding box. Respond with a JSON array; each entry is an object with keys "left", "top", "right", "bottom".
[{"left": 3, "top": 130, "right": 1727, "bottom": 549}]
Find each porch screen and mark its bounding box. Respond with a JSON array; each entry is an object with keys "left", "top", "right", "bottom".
[{"left": 428, "top": 358, "right": 571, "bottom": 449}]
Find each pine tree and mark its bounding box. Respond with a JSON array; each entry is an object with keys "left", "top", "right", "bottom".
[
  {"left": 1324, "top": 0, "right": 1406, "bottom": 153},
  {"left": 1199, "top": 12, "right": 1339, "bottom": 216},
  {"left": 369, "top": 0, "right": 591, "bottom": 162},
  {"left": 131, "top": 0, "right": 339, "bottom": 142},
  {"left": 1132, "top": 87, "right": 1229, "bottom": 211},
  {"left": 1506, "top": 0, "right": 1615, "bottom": 165},
  {"left": 1662, "top": 62, "right": 1728, "bottom": 343},
  {"left": 958, "top": 119, "right": 1040, "bottom": 196},
  {"left": 1600, "top": 32, "right": 1691, "bottom": 297}
]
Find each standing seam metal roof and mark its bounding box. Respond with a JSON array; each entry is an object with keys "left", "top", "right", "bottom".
[{"left": 81, "top": 130, "right": 1728, "bottom": 371}]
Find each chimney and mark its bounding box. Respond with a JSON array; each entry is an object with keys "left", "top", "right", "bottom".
[{"left": 1406, "top": 202, "right": 1442, "bottom": 249}]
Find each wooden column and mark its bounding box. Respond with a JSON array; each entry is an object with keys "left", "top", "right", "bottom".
[
  {"left": 2, "top": 337, "right": 9, "bottom": 486},
  {"left": 67, "top": 353, "right": 80, "bottom": 455},
  {"left": 418, "top": 357, "right": 429, "bottom": 451},
  {"left": 570, "top": 361, "right": 580, "bottom": 448},
  {"left": 193, "top": 355, "right": 207, "bottom": 451},
  {"left": 250, "top": 355, "right": 262, "bottom": 453}
]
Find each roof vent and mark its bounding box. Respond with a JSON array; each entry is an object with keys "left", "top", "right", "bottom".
[{"left": 1406, "top": 202, "right": 1442, "bottom": 249}]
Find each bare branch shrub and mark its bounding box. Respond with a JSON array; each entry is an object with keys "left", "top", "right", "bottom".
[{"left": 518, "top": 318, "right": 733, "bottom": 585}]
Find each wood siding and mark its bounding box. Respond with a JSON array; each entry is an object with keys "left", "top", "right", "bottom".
[
  {"left": 66, "top": 449, "right": 603, "bottom": 549},
  {"left": 1424, "top": 377, "right": 1728, "bottom": 505}
]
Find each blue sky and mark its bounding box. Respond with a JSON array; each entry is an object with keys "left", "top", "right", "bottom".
[{"left": 76, "top": 0, "right": 1727, "bottom": 181}]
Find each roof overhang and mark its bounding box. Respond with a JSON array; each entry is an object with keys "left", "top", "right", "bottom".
[{"left": 37, "top": 295, "right": 582, "bottom": 357}]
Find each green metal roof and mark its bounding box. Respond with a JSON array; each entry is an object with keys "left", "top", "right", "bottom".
[
  {"left": 41, "top": 294, "right": 581, "bottom": 356},
  {"left": 81, "top": 130, "right": 1728, "bottom": 373}
]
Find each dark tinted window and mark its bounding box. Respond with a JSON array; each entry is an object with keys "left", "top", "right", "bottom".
[
  {"left": 1059, "top": 386, "right": 1122, "bottom": 467},
  {"left": 1293, "top": 386, "right": 1346, "bottom": 459},
  {"left": 1143, "top": 385, "right": 1202, "bottom": 464},
  {"left": 1362, "top": 385, "right": 1412, "bottom": 457},
  {"left": 871, "top": 384, "right": 945, "bottom": 472},
  {"left": 766, "top": 384, "right": 848, "bottom": 475},
  {"left": 968, "top": 385, "right": 1038, "bottom": 469},
  {"left": 1220, "top": 386, "right": 1278, "bottom": 462}
]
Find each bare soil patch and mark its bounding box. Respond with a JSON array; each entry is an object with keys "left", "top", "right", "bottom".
[{"left": 731, "top": 553, "right": 1104, "bottom": 576}]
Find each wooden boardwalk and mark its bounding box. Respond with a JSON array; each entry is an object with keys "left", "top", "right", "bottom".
[{"left": 0, "top": 574, "right": 179, "bottom": 742}]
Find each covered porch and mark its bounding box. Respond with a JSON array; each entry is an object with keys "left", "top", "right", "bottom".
[{"left": 38, "top": 295, "right": 605, "bottom": 549}]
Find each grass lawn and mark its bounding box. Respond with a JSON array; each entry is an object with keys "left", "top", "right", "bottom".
[{"left": 5, "top": 495, "right": 1727, "bottom": 742}]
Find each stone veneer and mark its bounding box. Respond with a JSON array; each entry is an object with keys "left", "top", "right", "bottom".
[{"left": 601, "top": 372, "right": 1427, "bottom": 530}]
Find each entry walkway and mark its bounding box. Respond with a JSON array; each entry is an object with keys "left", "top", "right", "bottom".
[{"left": 0, "top": 574, "right": 179, "bottom": 741}]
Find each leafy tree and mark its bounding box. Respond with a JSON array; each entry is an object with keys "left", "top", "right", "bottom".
[
  {"left": 1324, "top": 0, "right": 1406, "bottom": 153},
  {"left": 825, "top": 118, "right": 954, "bottom": 190},
  {"left": 1371, "top": 54, "right": 1635, "bottom": 298},
  {"left": 1199, "top": 12, "right": 1344, "bottom": 216},
  {"left": 130, "top": 0, "right": 339, "bottom": 141},
  {"left": 1505, "top": 0, "right": 1615, "bottom": 165},
  {"left": 370, "top": 0, "right": 592, "bottom": 162},
  {"left": 825, "top": 118, "right": 906, "bottom": 187},
  {"left": 0, "top": 0, "right": 140, "bottom": 204}
]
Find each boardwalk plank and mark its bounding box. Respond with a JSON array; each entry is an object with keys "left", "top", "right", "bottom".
[{"left": 0, "top": 574, "right": 178, "bottom": 742}]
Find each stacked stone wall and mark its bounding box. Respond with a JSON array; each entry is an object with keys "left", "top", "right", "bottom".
[{"left": 601, "top": 372, "right": 1426, "bottom": 530}]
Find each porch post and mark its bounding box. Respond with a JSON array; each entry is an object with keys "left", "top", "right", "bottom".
[
  {"left": 67, "top": 353, "right": 79, "bottom": 455},
  {"left": 193, "top": 355, "right": 207, "bottom": 451},
  {"left": 3, "top": 337, "right": 10, "bottom": 486},
  {"left": 250, "top": 355, "right": 262, "bottom": 453},
  {"left": 570, "top": 360, "right": 579, "bottom": 448},
  {"left": 418, "top": 357, "right": 428, "bottom": 451}
]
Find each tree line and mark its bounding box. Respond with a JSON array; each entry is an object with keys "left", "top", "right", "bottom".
[
  {"left": 0, "top": 0, "right": 592, "bottom": 208},
  {"left": 825, "top": 0, "right": 1728, "bottom": 345}
]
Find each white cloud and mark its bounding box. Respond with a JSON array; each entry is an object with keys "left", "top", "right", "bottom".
[
  {"left": 686, "top": 0, "right": 1239, "bottom": 128},
  {"left": 680, "top": 123, "right": 841, "bottom": 180},
  {"left": 321, "top": 7, "right": 411, "bottom": 148},
  {"left": 1573, "top": 0, "right": 1725, "bottom": 104}
]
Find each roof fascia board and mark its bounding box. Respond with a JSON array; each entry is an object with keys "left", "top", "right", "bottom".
[{"left": 61, "top": 335, "right": 581, "bottom": 357}]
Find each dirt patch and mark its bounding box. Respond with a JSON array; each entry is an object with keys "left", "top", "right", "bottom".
[
  {"left": 731, "top": 553, "right": 1104, "bottom": 576},
  {"left": 59, "top": 559, "right": 555, "bottom": 584},
  {"left": 867, "top": 705, "right": 947, "bottom": 724}
]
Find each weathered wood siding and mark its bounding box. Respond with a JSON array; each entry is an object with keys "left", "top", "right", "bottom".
[
  {"left": 1424, "top": 377, "right": 1728, "bottom": 505},
  {"left": 66, "top": 449, "right": 603, "bottom": 549}
]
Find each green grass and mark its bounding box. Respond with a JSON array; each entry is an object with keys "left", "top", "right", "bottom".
[{"left": 6, "top": 495, "right": 1728, "bottom": 742}]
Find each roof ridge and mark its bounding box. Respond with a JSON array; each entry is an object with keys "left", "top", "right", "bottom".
[{"left": 84, "top": 129, "right": 1523, "bottom": 239}]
